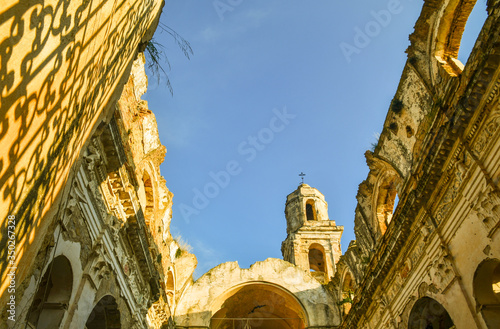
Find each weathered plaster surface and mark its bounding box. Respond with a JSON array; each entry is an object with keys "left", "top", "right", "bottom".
[{"left": 175, "top": 258, "right": 340, "bottom": 328}]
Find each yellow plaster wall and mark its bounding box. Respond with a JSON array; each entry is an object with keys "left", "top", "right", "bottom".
[{"left": 0, "top": 0, "right": 164, "bottom": 300}]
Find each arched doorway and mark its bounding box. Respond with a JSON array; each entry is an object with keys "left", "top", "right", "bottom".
[
  {"left": 210, "top": 283, "right": 307, "bottom": 329},
  {"left": 474, "top": 258, "right": 500, "bottom": 328},
  {"left": 27, "top": 255, "right": 73, "bottom": 329},
  {"left": 85, "top": 295, "right": 121, "bottom": 329},
  {"left": 408, "top": 297, "right": 454, "bottom": 329}
]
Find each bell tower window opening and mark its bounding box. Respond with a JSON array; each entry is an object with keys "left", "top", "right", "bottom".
[
  {"left": 306, "top": 200, "right": 316, "bottom": 221},
  {"left": 308, "top": 244, "right": 326, "bottom": 273}
]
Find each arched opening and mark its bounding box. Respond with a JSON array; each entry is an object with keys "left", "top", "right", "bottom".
[
  {"left": 375, "top": 178, "right": 398, "bottom": 235},
  {"left": 166, "top": 270, "right": 175, "bottom": 309},
  {"left": 408, "top": 297, "right": 454, "bottom": 329},
  {"left": 474, "top": 258, "right": 500, "bottom": 328},
  {"left": 305, "top": 200, "right": 316, "bottom": 221},
  {"left": 341, "top": 272, "right": 355, "bottom": 316},
  {"left": 142, "top": 170, "right": 155, "bottom": 225},
  {"left": 27, "top": 255, "right": 73, "bottom": 329},
  {"left": 457, "top": 0, "right": 488, "bottom": 64},
  {"left": 434, "top": 0, "right": 488, "bottom": 76},
  {"left": 166, "top": 270, "right": 175, "bottom": 291},
  {"left": 392, "top": 194, "right": 399, "bottom": 214},
  {"left": 308, "top": 243, "right": 326, "bottom": 282},
  {"left": 210, "top": 283, "right": 307, "bottom": 329},
  {"left": 85, "top": 295, "right": 121, "bottom": 329}
]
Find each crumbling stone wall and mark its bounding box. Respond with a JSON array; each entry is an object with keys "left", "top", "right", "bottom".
[
  {"left": 110, "top": 54, "right": 198, "bottom": 328},
  {"left": 174, "top": 258, "right": 340, "bottom": 328},
  {"left": 338, "top": 0, "right": 500, "bottom": 328}
]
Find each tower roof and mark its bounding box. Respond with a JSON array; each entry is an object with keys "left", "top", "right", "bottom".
[{"left": 286, "top": 183, "right": 326, "bottom": 203}]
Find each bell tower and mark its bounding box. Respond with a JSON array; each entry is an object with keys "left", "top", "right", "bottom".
[{"left": 281, "top": 184, "right": 343, "bottom": 283}]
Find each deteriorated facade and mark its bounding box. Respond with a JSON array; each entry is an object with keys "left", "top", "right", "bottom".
[
  {"left": 174, "top": 258, "right": 339, "bottom": 328},
  {"left": 331, "top": 1, "right": 500, "bottom": 328},
  {"left": 2, "top": 0, "right": 500, "bottom": 328}
]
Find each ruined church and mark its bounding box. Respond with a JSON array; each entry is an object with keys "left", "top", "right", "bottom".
[{"left": 1, "top": 0, "right": 500, "bottom": 328}]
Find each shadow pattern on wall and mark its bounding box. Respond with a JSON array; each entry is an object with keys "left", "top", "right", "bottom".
[{"left": 0, "top": 0, "right": 163, "bottom": 294}]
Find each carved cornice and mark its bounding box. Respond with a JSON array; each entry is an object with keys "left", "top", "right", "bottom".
[{"left": 84, "top": 117, "right": 163, "bottom": 307}]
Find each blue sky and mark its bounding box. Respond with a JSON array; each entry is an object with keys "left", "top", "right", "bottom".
[{"left": 144, "top": 0, "right": 487, "bottom": 278}]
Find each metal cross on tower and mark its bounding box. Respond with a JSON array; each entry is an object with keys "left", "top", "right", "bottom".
[{"left": 299, "top": 172, "right": 306, "bottom": 184}]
